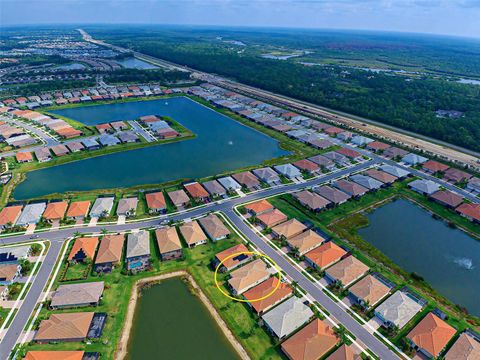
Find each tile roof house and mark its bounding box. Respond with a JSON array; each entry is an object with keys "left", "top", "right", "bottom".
[
  {"left": 305, "top": 242, "right": 347, "bottom": 270},
  {"left": 407, "top": 312, "right": 456, "bottom": 358},
  {"left": 292, "top": 159, "right": 320, "bottom": 174},
  {"left": 184, "top": 182, "right": 210, "bottom": 201},
  {"left": 243, "top": 277, "right": 292, "bottom": 315},
  {"left": 274, "top": 164, "right": 303, "bottom": 180},
  {"left": 98, "top": 134, "right": 120, "bottom": 147},
  {"left": 0, "top": 205, "right": 23, "bottom": 229},
  {"left": 262, "top": 297, "right": 314, "bottom": 340},
  {"left": 15, "top": 152, "right": 33, "bottom": 163},
  {"left": 232, "top": 171, "right": 261, "bottom": 190},
  {"left": 378, "top": 165, "right": 411, "bottom": 179},
  {"left": 24, "top": 351, "right": 85, "bottom": 360},
  {"left": 252, "top": 167, "right": 282, "bottom": 185},
  {"left": 375, "top": 291, "right": 423, "bottom": 329},
  {"left": 126, "top": 231, "right": 150, "bottom": 273},
  {"left": 198, "top": 214, "right": 230, "bottom": 241},
  {"left": 16, "top": 203, "right": 46, "bottom": 226},
  {"left": 228, "top": 258, "right": 274, "bottom": 295},
  {"left": 327, "top": 344, "right": 362, "bottom": 360},
  {"left": 43, "top": 201, "right": 68, "bottom": 221},
  {"left": 333, "top": 179, "right": 368, "bottom": 197},
  {"left": 244, "top": 199, "right": 274, "bottom": 215},
  {"left": 335, "top": 148, "right": 362, "bottom": 160},
  {"left": 467, "top": 177, "right": 480, "bottom": 193},
  {"left": 349, "top": 174, "right": 383, "bottom": 191},
  {"left": 293, "top": 190, "right": 330, "bottom": 212},
  {"left": 179, "top": 221, "right": 208, "bottom": 248},
  {"left": 89, "top": 197, "right": 114, "bottom": 219},
  {"left": 308, "top": 155, "right": 335, "bottom": 171},
  {"left": 348, "top": 274, "right": 391, "bottom": 308},
  {"left": 456, "top": 203, "right": 480, "bottom": 223},
  {"left": 444, "top": 332, "right": 480, "bottom": 360},
  {"left": 34, "top": 148, "right": 51, "bottom": 162},
  {"left": 402, "top": 153, "right": 428, "bottom": 165},
  {"left": 49, "top": 144, "right": 70, "bottom": 157},
  {"left": 382, "top": 147, "right": 409, "bottom": 160},
  {"left": 167, "top": 189, "right": 190, "bottom": 208},
  {"left": 94, "top": 234, "right": 124, "bottom": 273},
  {"left": 155, "top": 227, "right": 183, "bottom": 261},
  {"left": 82, "top": 138, "right": 100, "bottom": 150},
  {"left": 281, "top": 319, "right": 338, "bottom": 360},
  {"left": 68, "top": 237, "right": 99, "bottom": 263},
  {"left": 116, "top": 197, "right": 138, "bottom": 217},
  {"left": 429, "top": 190, "right": 463, "bottom": 208},
  {"left": 217, "top": 176, "right": 242, "bottom": 192},
  {"left": 34, "top": 312, "right": 95, "bottom": 343},
  {"left": 366, "top": 141, "right": 391, "bottom": 152},
  {"left": 66, "top": 141, "right": 85, "bottom": 152},
  {"left": 66, "top": 201, "right": 90, "bottom": 220},
  {"left": 202, "top": 179, "right": 227, "bottom": 197},
  {"left": 50, "top": 281, "right": 104, "bottom": 309},
  {"left": 0, "top": 264, "right": 21, "bottom": 284},
  {"left": 324, "top": 256, "right": 369, "bottom": 287},
  {"left": 287, "top": 229, "right": 325, "bottom": 256},
  {"left": 271, "top": 219, "right": 307, "bottom": 240},
  {"left": 314, "top": 186, "right": 351, "bottom": 205},
  {"left": 213, "top": 243, "right": 252, "bottom": 272},
  {"left": 364, "top": 169, "right": 397, "bottom": 185},
  {"left": 351, "top": 135, "right": 374, "bottom": 146},
  {"left": 408, "top": 179, "right": 441, "bottom": 195},
  {"left": 145, "top": 191, "right": 166, "bottom": 213},
  {"left": 256, "top": 208, "right": 288, "bottom": 228},
  {"left": 422, "top": 160, "right": 450, "bottom": 174},
  {"left": 444, "top": 168, "right": 473, "bottom": 184}
]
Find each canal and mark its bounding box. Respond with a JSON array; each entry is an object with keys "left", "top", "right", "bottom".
[
  {"left": 359, "top": 198, "right": 480, "bottom": 316},
  {"left": 14, "top": 97, "right": 288, "bottom": 199},
  {"left": 126, "top": 277, "right": 240, "bottom": 360}
]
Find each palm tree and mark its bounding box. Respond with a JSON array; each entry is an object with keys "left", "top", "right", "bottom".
[{"left": 101, "top": 228, "right": 108, "bottom": 235}]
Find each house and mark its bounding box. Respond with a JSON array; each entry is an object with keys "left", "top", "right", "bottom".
[
  {"left": 228, "top": 259, "right": 274, "bottom": 295},
  {"left": 117, "top": 131, "right": 139, "bottom": 143},
  {"left": 252, "top": 167, "right": 281, "bottom": 185},
  {"left": 337, "top": 131, "right": 353, "bottom": 142},
  {"left": 456, "top": 203, "right": 480, "bottom": 223},
  {"left": 375, "top": 291, "right": 423, "bottom": 329},
  {"left": 98, "top": 134, "right": 120, "bottom": 147},
  {"left": 274, "top": 164, "right": 302, "bottom": 181},
  {"left": 155, "top": 227, "right": 183, "bottom": 261},
  {"left": 272, "top": 219, "right": 307, "bottom": 240},
  {"left": 184, "top": 182, "right": 210, "bottom": 202},
  {"left": 429, "top": 190, "right": 463, "bottom": 208},
  {"left": 68, "top": 237, "right": 99, "bottom": 263},
  {"left": 24, "top": 351, "right": 86, "bottom": 360},
  {"left": 50, "top": 281, "right": 104, "bottom": 309},
  {"left": 89, "top": 197, "right": 114, "bottom": 219},
  {"left": 217, "top": 176, "right": 242, "bottom": 192},
  {"left": 324, "top": 126, "right": 344, "bottom": 137},
  {"left": 0, "top": 205, "right": 23, "bottom": 229},
  {"left": 34, "top": 312, "right": 96, "bottom": 343},
  {"left": 0, "top": 246, "right": 30, "bottom": 264},
  {"left": 15, "top": 152, "right": 33, "bottom": 163},
  {"left": 94, "top": 235, "right": 124, "bottom": 273},
  {"left": 383, "top": 147, "right": 408, "bottom": 160},
  {"left": 116, "top": 197, "right": 138, "bottom": 217},
  {"left": 293, "top": 190, "right": 330, "bottom": 212},
  {"left": 34, "top": 148, "right": 51, "bottom": 162},
  {"left": 167, "top": 189, "right": 190, "bottom": 208},
  {"left": 244, "top": 199, "right": 274, "bottom": 215},
  {"left": 444, "top": 332, "right": 480, "bottom": 360},
  {"left": 244, "top": 277, "right": 292, "bottom": 315},
  {"left": 213, "top": 243, "right": 252, "bottom": 272},
  {"left": 262, "top": 297, "right": 314, "bottom": 340},
  {"left": 16, "top": 203, "right": 46, "bottom": 226},
  {"left": 95, "top": 123, "right": 112, "bottom": 133},
  {"left": 333, "top": 179, "right": 368, "bottom": 198},
  {"left": 349, "top": 274, "right": 392, "bottom": 308},
  {"left": 335, "top": 148, "right": 362, "bottom": 161},
  {"left": 145, "top": 191, "right": 166, "bottom": 213},
  {"left": 198, "top": 214, "right": 230, "bottom": 241},
  {"left": 402, "top": 153, "right": 428, "bottom": 165},
  {"left": 179, "top": 221, "right": 208, "bottom": 248},
  {"left": 324, "top": 151, "right": 350, "bottom": 166},
  {"left": 444, "top": 168, "right": 473, "bottom": 184},
  {"left": 349, "top": 174, "right": 383, "bottom": 191},
  {"left": 82, "top": 138, "right": 100, "bottom": 150},
  {"left": 256, "top": 208, "right": 288, "bottom": 228},
  {"left": 66, "top": 142, "right": 85, "bottom": 152},
  {"left": 351, "top": 135, "right": 374, "bottom": 146},
  {"left": 287, "top": 229, "right": 325, "bottom": 256},
  {"left": 43, "top": 201, "right": 68, "bottom": 222},
  {"left": 407, "top": 313, "right": 456, "bottom": 358},
  {"left": 304, "top": 242, "right": 347, "bottom": 269},
  {"left": 467, "top": 177, "right": 480, "bottom": 193},
  {"left": 422, "top": 160, "right": 449, "bottom": 174},
  {"left": 314, "top": 186, "right": 351, "bottom": 205},
  {"left": 232, "top": 171, "right": 261, "bottom": 190},
  {"left": 366, "top": 141, "right": 391, "bottom": 153},
  {"left": 408, "top": 179, "right": 441, "bottom": 195},
  {"left": 364, "top": 169, "right": 397, "bottom": 185},
  {"left": 202, "top": 180, "right": 227, "bottom": 197},
  {"left": 0, "top": 264, "right": 21, "bottom": 284},
  {"left": 292, "top": 159, "right": 320, "bottom": 175},
  {"left": 126, "top": 231, "right": 150, "bottom": 273},
  {"left": 327, "top": 344, "right": 362, "bottom": 360},
  {"left": 378, "top": 165, "right": 411, "bottom": 179},
  {"left": 308, "top": 155, "right": 336, "bottom": 171},
  {"left": 281, "top": 319, "right": 338, "bottom": 360},
  {"left": 49, "top": 144, "right": 70, "bottom": 157},
  {"left": 110, "top": 121, "right": 128, "bottom": 131},
  {"left": 324, "top": 255, "right": 369, "bottom": 287},
  {"left": 66, "top": 201, "right": 90, "bottom": 220}
]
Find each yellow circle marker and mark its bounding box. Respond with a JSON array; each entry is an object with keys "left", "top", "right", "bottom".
[{"left": 214, "top": 251, "right": 283, "bottom": 302}]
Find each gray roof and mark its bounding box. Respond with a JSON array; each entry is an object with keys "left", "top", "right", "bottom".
[
  {"left": 261, "top": 297, "right": 313, "bottom": 338},
  {"left": 402, "top": 153, "right": 428, "bottom": 165},
  {"left": 323, "top": 151, "right": 349, "bottom": 164},
  {"left": 274, "top": 164, "right": 302, "bottom": 178},
  {"left": 51, "top": 281, "right": 104, "bottom": 308},
  {"left": 98, "top": 134, "right": 120, "bottom": 146},
  {"left": 126, "top": 230, "right": 150, "bottom": 258},
  {"left": 350, "top": 174, "right": 383, "bottom": 190},
  {"left": 82, "top": 138, "right": 100, "bottom": 148},
  {"left": 89, "top": 197, "right": 114, "bottom": 218},
  {"left": 375, "top": 291, "right": 423, "bottom": 329},
  {"left": 16, "top": 203, "right": 46, "bottom": 226},
  {"left": 217, "top": 176, "right": 242, "bottom": 191},
  {"left": 308, "top": 155, "right": 334, "bottom": 168},
  {"left": 202, "top": 180, "right": 226, "bottom": 196},
  {"left": 379, "top": 165, "right": 411, "bottom": 178},
  {"left": 117, "top": 131, "right": 139, "bottom": 143},
  {"left": 408, "top": 179, "right": 441, "bottom": 195},
  {"left": 117, "top": 197, "right": 138, "bottom": 215},
  {"left": 351, "top": 135, "right": 374, "bottom": 146},
  {"left": 252, "top": 167, "right": 281, "bottom": 183}
]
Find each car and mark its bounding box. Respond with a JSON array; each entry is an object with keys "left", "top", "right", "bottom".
[{"left": 30, "top": 235, "right": 39, "bottom": 239}]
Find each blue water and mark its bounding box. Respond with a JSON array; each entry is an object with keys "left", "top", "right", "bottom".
[
  {"left": 14, "top": 97, "right": 288, "bottom": 198},
  {"left": 115, "top": 57, "right": 158, "bottom": 69}
]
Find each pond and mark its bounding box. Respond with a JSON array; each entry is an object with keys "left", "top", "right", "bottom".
[
  {"left": 115, "top": 57, "right": 158, "bottom": 69},
  {"left": 126, "top": 277, "right": 240, "bottom": 360},
  {"left": 359, "top": 198, "right": 480, "bottom": 316},
  {"left": 14, "top": 97, "right": 288, "bottom": 199}
]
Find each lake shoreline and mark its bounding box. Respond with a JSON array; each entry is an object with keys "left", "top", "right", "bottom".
[{"left": 115, "top": 270, "right": 250, "bottom": 360}]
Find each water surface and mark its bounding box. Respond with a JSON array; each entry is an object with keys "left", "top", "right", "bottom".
[{"left": 116, "top": 57, "right": 158, "bottom": 69}]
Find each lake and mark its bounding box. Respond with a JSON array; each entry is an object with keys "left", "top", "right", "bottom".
[
  {"left": 14, "top": 97, "right": 288, "bottom": 199},
  {"left": 115, "top": 57, "right": 158, "bottom": 69},
  {"left": 359, "top": 198, "right": 480, "bottom": 316},
  {"left": 126, "top": 277, "right": 240, "bottom": 360}
]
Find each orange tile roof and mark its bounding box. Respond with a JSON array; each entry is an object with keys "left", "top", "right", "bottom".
[
  {"left": 422, "top": 160, "right": 449, "bottom": 173},
  {"left": 327, "top": 344, "right": 361, "bottom": 360},
  {"left": 293, "top": 159, "right": 320, "bottom": 172},
  {"left": 215, "top": 243, "right": 251, "bottom": 270},
  {"left": 407, "top": 313, "right": 457, "bottom": 357},
  {"left": 43, "top": 201, "right": 68, "bottom": 220},
  {"left": 34, "top": 312, "right": 94, "bottom": 342},
  {"left": 184, "top": 182, "right": 209, "bottom": 199},
  {"left": 244, "top": 199, "right": 274, "bottom": 214},
  {"left": 0, "top": 205, "right": 23, "bottom": 226},
  {"left": 68, "top": 237, "right": 99, "bottom": 261},
  {"left": 367, "top": 141, "right": 391, "bottom": 151},
  {"left": 155, "top": 227, "right": 182, "bottom": 254},
  {"left": 272, "top": 218, "right": 307, "bottom": 239},
  {"left": 179, "top": 221, "right": 207, "bottom": 246},
  {"left": 24, "top": 351, "right": 84, "bottom": 360},
  {"left": 281, "top": 319, "right": 338, "bottom": 360},
  {"left": 66, "top": 201, "right": 90, "bottom": 218},
  {"left": 95, "top": 235, "right": 124, "bottom": 264},
  {"left": 243, "top": 277, "right": 292, "bottom": 313},
  {"left": 228, "top": 258, "right": 273, "bottom": 294},
  {"left": 325, "top": 256, "right": 369, "bottom": 286},
  {"left": 456, "top": 203, "right": 480, "bottom": 222},
  {"left": 348, "top": 274, "right": 391, "bottom": 306},
  {"left": 288, "top": 230, "right": 325, "bottom": 255},
  {"left": 145, "top": 191, "right": 166, "bottom": 210},
  {"left": 15, "top": 152, "right": 33, "bottom": 162},
  {"left": 256, "top": 208, "right": 288, "bottom": 228},
  {"left": 305, "top": 242, "right": 347, "bottom": 269}
]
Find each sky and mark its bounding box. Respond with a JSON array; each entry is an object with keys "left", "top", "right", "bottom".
[{"left": 1, "top": 0, "right": 480, "bottom": 38}]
